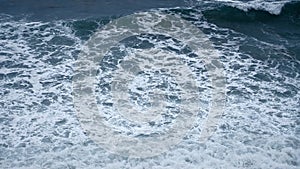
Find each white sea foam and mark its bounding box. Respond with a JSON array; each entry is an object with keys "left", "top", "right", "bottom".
[
  {"left": 0, "top": 7, "right": 299, "bottom": 169},
  {"left": 194, "top": 0, "right": 292, "bottom": 15},
  {"left": 73, "top": 11, "right": 226, "bottom": 158}
]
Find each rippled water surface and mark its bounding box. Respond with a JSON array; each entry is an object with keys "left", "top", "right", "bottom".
[{"left": 0, "top": 0, "right": 299, "bottom": 168}]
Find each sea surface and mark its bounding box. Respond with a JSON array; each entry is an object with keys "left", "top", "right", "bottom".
[{"left": 0, "top": 0, "right": 299, "bottom": 168}]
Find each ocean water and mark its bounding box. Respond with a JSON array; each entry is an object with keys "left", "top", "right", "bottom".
[{"left": 0, "top": 0, "right": 299, "bottom": 168}]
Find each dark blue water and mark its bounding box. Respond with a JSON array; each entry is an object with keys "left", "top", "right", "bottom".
[
  {"left": 0, "top": 0, "right": 186, "bottom": 20},
  {"left": 0, "top": 0, "right": 299, "bottom": 168}
]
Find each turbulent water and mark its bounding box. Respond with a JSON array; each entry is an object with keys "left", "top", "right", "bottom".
[{"left": 0, "top": 0, "right": 299, "bottom": 168}]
